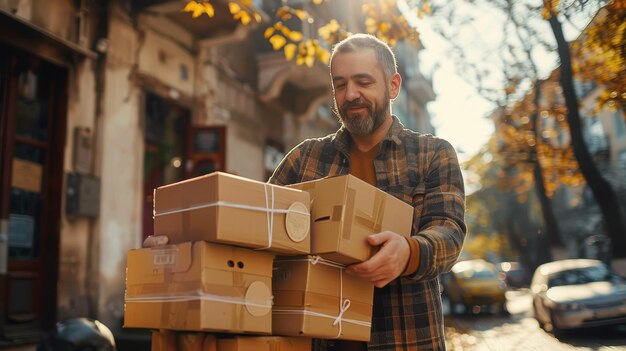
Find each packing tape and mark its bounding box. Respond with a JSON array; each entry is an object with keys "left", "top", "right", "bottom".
[
  {"left": 153, "top": 184, "right": 310, "bottom": 250},
  {"left": 342, "top": 189, "right": 356, "bottom": 240},
  {"left": 125, "top": 288, "right": 273, "bottom": 308},
  {"left": 272, "top": 307, "right": 371, "bottom": 333},
  {"left": 273, "top": 290, "right": 372, "bottom": 318},
  {"left": 355, "top": 191, "right": 386, "bottom": 233},
  {"left": 273, "top": 256, "right": 367, "bottom": 338}
]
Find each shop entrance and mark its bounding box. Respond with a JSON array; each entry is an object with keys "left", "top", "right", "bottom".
[{"left": 0, "top": 44, "right": 66, "bottom": 340}]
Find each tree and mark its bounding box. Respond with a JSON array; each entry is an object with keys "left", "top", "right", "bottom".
[
  {"left": 183, "top": 0, "right": 428, "bottom": 66},
  {"left": 543, "top": 0, "right": 626, "bottom": 257},
  {"left": 427, "top": 0, "right": 577, "bottom": 259},
  {"left": 430, "top": 0, "right": 625, "bottom": 258}
]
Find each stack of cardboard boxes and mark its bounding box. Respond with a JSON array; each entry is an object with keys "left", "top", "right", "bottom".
[{"left": 124, "top": 172, "right": 413, "bottom": 350}]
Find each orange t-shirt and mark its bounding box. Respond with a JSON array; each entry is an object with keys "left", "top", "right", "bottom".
[{"left": 349, "top": 142, "right": 420, "bottom": 278}]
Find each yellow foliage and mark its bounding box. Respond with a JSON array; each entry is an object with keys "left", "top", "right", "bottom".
[
  {"left": 572, "top": 1, "right": 625, "bottom": 112},
  {"left": 269, "top": 34, "right": 287, "bottom": 50},
  {"left": 294, "top": 9, "right": 310, "bottom": 21},
  {"left": 318, "top": 19, "right": 349, "bottom": 46},
  {"left": 228, "top": 1, "right": 260, "bottom": 25},
  {"left": 316, "top": 45, "right": 330, "bottom": 64},
  {"left": 264, "top": 27, "right": 275, "bottom": 39},
  {"left": 182, "top": 1, "right": 214, "bottom": 18},
  {"left": 541, "top": 0, "right": 560, "bottom": 19},
  {"left": 185, "top": 0, "right": 426, "bottom": 68},
  {"left": 284, "top": 43, "right": 297, "bottom": 60},
  {"left": 287, "top": 30, "right": 303, "bottom": 42}
]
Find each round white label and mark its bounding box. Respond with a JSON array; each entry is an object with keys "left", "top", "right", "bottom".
[
  {"left": 244, "top": 281, "right": 272, "bottom": 317},
  {"left": 285, "top": 202, "right": 310, "bottom": 243}
]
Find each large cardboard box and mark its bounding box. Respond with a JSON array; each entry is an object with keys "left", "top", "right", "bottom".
[
  {"left": 217, "top": 336, "right": 311, "bottom": 351},
  {"left": 288, "top": 175, "right": 413, "bottom": 264},
  {"left": 272, "top": 256, "right": 374, "bottom": 341},
  {"left": 154, "top": 172, "right": 310, "bottom": 255},
  {"left": 151, "top": 330, "right": 217, "bottom": 351},
  {"left": 125, "top": 241, "right": 274, "bottom": 333}
]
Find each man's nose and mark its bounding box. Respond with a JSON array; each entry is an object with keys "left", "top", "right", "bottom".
[{"left": 345, "top": 81, "right": 360, "bottom": 101}]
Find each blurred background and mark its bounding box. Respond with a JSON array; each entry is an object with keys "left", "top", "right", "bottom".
[{"left": 0, "top": 0, "right": 624, "bottom": 350}]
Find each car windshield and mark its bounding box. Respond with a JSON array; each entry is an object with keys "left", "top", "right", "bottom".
[{"left": 547, "top": 265, "right": 611, "bottom": 287}]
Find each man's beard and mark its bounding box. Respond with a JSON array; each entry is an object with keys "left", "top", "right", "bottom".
[{"left": 336, "top": 91, "right": 390, "bottom": 136}]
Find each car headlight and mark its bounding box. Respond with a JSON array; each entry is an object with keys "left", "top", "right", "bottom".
[{"left": 555, "top": 302, "right": 582, "bottom": 311}]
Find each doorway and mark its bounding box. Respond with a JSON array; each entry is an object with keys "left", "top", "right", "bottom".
[
  {"left": 142, "top": 92, "right": 190, "bottom": 241},
  {"left": 0, "top": 44, "right": 66, "bottom": 339}
]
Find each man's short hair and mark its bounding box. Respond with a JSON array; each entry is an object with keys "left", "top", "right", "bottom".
[{"left": 330, "top": 33, "right": 398, "bottom": 80}]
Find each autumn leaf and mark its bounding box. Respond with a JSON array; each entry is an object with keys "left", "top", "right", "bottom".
[
  {"left": 269, "top": 34, "right": 287, "bottom": 50},
  {"left": 182, "top": 1, "right": 198, "bottom": 12},
  {"left": 287, "top": 30, "right": 303, "bottom": 42},
  {"left": 304, "top": 54, "right": 315, "bottom": 67},
  {"left": 228, "top": 2, "right": 241, "bottom": 14},
  {"left": 264, "top": 27, "right": 275, "bottom": 39},
  {"left": 203, "top": 2, "right": 214, "bottom": 17},
  {"left": 183, "top": 1, "right": 212, "bottom": 18},
  {"left": 294, "top": 9, "right": 310, "bottom": 21},
  {"left": 276, "top": 7, "right": 292, "bottom": 21},
  {"left": 316, "top": 46, "right": 330, "bottom": 64},
  {"left": 284, "top": 43, "right": 297, "bottom": 60}
]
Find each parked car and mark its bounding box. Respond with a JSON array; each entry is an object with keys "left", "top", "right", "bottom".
[
  {"left": 441, "top": 259, "right": 508, "bottom": 315},
  {"left": 531, "top": 259, "right": 626, "bottom": 333},
  {"left": 496, "top": 261, "right": 529, "bottom": 289}
]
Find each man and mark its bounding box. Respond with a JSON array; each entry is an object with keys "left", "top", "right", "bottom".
[
  {"left": 144, "top": 33, "right": 465, "bottom": 350},
  {"left": 268, "top": 34, "right": 466, "bottom": 350}
]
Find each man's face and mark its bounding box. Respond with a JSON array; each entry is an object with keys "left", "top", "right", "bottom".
[{"left": 331, "top": 49, "right": 391, "bottom": 136}]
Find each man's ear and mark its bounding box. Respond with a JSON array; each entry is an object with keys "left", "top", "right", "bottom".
[{"left": 389, "top": 73, "right": 402, "bottom": 100}]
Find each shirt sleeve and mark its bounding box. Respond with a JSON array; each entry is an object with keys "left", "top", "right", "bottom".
[
  {"left": 404, "top": 138, "right": 466, "bottom": 282},
  {"left": 268, "top": 140, "right": 308, "bottom": 186}
]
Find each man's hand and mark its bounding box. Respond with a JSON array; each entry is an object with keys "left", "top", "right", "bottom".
[
  {"left": 143, "top": 235, "right": 169, "bottom": 248},
  {"left": 345, "top": 231, "right": 410, "bottom": 288}
]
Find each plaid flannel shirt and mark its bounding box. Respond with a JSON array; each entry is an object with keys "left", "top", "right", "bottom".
[{"left": 269, "top": 116, "right": 466, "bottom": 351}]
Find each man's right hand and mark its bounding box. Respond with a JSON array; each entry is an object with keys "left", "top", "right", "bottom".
[{"left": 143, "top": 235, "right": 169, "bottom": 248}]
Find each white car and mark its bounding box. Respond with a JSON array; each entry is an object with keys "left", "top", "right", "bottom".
[{"left": 531, "top": 259, "right": 626, "bottom": 333}]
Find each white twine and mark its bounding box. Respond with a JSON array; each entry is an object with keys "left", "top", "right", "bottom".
[
  {"left": 153, "top": 183, "right": 309, "bottom": 249},
  {"left": 272, "top": 306, "right": 370, "bottom": 327},
  {"left": 125, "top": 289, "right": 273, "bottom": 309},
  {"left": 259, "top": 183, "right": 275, "bottom": 250},
  {"left": 274, "top": 256, "right": 369, "bottom": 338}
]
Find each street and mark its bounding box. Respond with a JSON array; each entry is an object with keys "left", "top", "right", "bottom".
[{"left": 444, "top": 290, "right": 626, "bottom": 350}]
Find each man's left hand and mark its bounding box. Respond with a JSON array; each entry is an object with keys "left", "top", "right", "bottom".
[{"left": 345, "top": 231, "right": 410, "bottom": 288}]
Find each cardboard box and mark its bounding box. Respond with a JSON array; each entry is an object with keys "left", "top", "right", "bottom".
[
  {"left": 272, "top": 256, "right": 374, "bottom": 341},
  {"left": 154, "top": 172, "right": 310, "bottom": 255},
  {"left": 125, "top": 241, "right": 274, "bottom": 333},
  {"left": 217, "top": 336, "right": 311, "bottom": 351},
  {"left": 151, "top": 330, "right": 217, "bottom": 351},
  {"left": 288, "top": 175, "right": 413, "bottom": 264}
]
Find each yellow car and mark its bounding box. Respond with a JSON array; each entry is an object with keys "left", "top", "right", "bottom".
[{"left": 442, "top": 259, "right": 508, "bottom": 315}]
